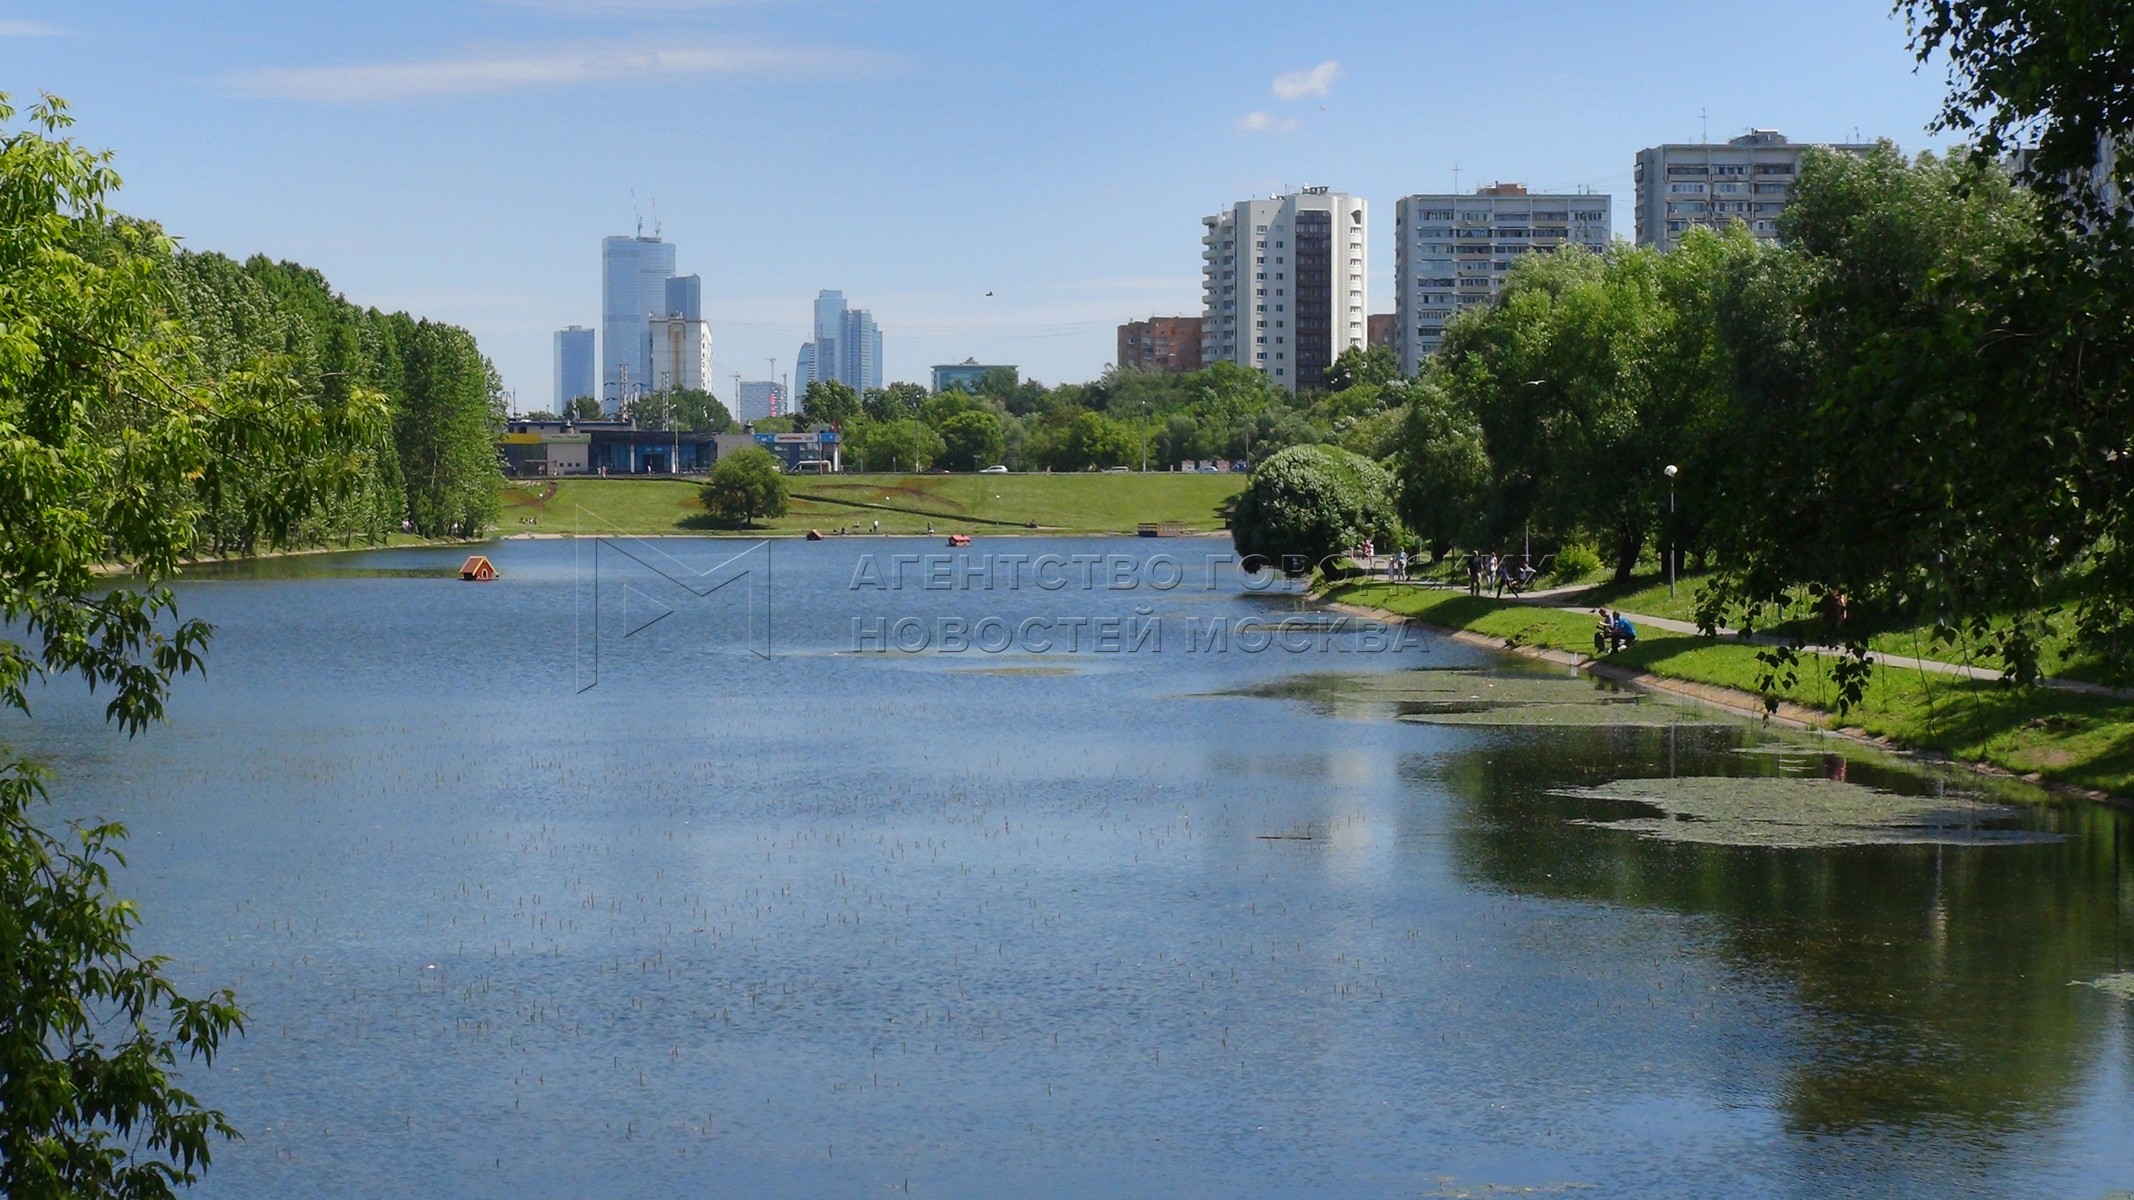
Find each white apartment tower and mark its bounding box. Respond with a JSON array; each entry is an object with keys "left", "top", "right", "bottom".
[
  {"left": 1201, "top": 187, "right": 1367, "bottom": 393},
  {"left": 648, "top": 315, "right": 712, "bottom": 394},
  {"left": 1634, "top": 129, "right": 1876, "bottom": 252},
  {"left": 1393, "top": 183, "right": 1612, "bottom": 372}
]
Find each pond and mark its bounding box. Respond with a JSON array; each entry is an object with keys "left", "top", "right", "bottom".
[{"left": 15, "top": 536, "right": 2134, "bottom": 1198}]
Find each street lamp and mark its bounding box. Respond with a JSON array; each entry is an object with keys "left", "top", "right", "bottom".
[{"left": 1663, "top": 464, "right": 1680, "bottom": 597}]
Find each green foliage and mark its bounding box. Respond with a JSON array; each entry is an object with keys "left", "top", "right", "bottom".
[
  {"left": 1391, "top": 379, "right": 1492, "bottom": 559},
  {"left": 625, "top": 387, "right": 732, "bottom": 433},
  {"left": 937, "top": 409, "right": 1006, "bottom": 472},
  {"left": 565, "top": 396, "right": 602, "bottom": 420},
  {"left": 0, "top": 90, "right": 401, "bottom": 1198},
  {"left": 1552, "top": 541, "right": 1602, "bottom": 583},
  {"left": 800, "top": 379, "right": 861, "bottom": 428},
  {"left": 862, "top": 381, "right": 927, "bottom": 423},
  {"left": 1027, "top": 409, "right": 1137, "bottom": 471},
  {"left": 1229, "top": 444, "right": 1401, "bottom": 568},
  {"left": 1322, "top": 343, "right": 1400, "bottom": 392},
  {"left": 848, "top": 418, "right": 946, "bottom": 472},
  {"left": 394, "top": 321, "right": 502, "bottom": 537},
  {"left": 699, "top": 447, "right": 790, "bottom": 526},
  {"left": 0, "top": 763, "right": 243, "bottom": 1200}
]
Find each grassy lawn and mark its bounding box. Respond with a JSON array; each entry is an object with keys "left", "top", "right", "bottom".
[
  {"left": 498, "top": 473, "right": 1243, "bottom": 537},
  {"left": 1331, "top": 580, "right": 2134, "bottom": 800},
  {"left": 1537, "top": 571, "right": 2118, "bottom": 686}
]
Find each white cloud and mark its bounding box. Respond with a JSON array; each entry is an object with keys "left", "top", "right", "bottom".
[
  {"left": 224, "top": 41, "right": 892, "bottom": 104},
  {"left": 1271, "top": 59, "right": 1341, "bottom": 100},
  {"left": 1236, "top": 111, "right": 1301, "bottom": 135},
  {"left": 0, "top": 19, "right": 67, "bottom": 36},
  {"left": 488, "top": 0, "right": 776, "bottom": 14}
]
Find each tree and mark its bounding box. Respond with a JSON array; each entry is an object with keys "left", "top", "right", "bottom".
[
  {"left": 699, "top": 448, "right": 790, "bottom": 526},
  {"left": 938, "top": 409, "right": 1005, "bottom": 471},
  {"left": 626, "top": 387, "right": 732, "bottom": 433},
  {"left": 1229, "top": 444, "right": 1402, "bottom": 568},
  {"left": 0, "top": 92, "right": 388, "bottom": 1197},
  {"left": 1391, "top": 380, "right": 1492, "bottom": 560},
  {"left": 976, "top": 366, "right": 1020, "bottom": 399},
  {"left": 1322, "top": 344, "right": 1399, "bottom": 392},
  {"left": 800, "top": 379, "right": 861, "bottom": 428},
  {"left": 851, "top": 418, "right": 945, "bottom": 472},
  {"left": 1028, "top": 409, "right": 1137, "bottom": 471},
  {"left": 395, "top": 321, "right": 502, "bottom": 537},
  {"left": 565, "top": 396, "right": 602, "bottom": 420},
  {"left": 863, "top": 381, "right": 926, "bottom": 423}
]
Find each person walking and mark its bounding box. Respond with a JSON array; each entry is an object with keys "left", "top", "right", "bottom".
[{"left": 1466, "top": 552, "right": 1482, "bottom": 596}]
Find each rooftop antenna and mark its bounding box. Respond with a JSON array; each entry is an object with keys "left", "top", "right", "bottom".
[
  {"left": 1701, "top": 107, "right": 1708, "bottom": 144},
  {"left": 1452, "top": 161, "right": 1461, "bottom": 193}
]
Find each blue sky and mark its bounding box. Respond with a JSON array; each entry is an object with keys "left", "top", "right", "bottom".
[{"left": 7, "top": 1, "right": 1955, "bottom": 409}]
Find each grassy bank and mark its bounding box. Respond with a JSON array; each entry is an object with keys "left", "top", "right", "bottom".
[
  {"left": 499, "top": 473, "right": 1244, "bottom": 537},
  {"left": 1329, "top": 580, "right": 2134, "bottom": 800}
]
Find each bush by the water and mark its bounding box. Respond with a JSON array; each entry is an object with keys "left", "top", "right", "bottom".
[{"left": 1229, "top": 444, "right": 1401, "bottom": 569}]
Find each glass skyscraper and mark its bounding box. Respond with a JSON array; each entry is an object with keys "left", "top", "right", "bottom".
[
  {"left": 552, "top": 325, "right": 595, "bottom": 411},
  {"left": 600, "top": 235, "right": 676, "bottom": 411},
  {"left": 794, "top": 289, "right": 883, "bottom": 395}
]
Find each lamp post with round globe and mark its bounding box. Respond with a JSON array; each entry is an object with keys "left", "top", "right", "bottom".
[{"left": 1664, "top": 464, "right": 1680, "bottom": 597}]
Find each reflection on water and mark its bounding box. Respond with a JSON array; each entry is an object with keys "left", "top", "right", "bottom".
[{"left": 11, "top": 537, "right": 2134, "bottom": 1198}]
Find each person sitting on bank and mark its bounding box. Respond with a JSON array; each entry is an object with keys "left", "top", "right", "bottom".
[
  {"left": 1593, "top": 609, "right": 1638, "bottom": 654},
  {"left": 1610, "top": 612, "right": 1638, "bottom": 652}
]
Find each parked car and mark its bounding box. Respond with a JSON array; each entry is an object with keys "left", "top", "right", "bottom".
[
  {"left": 1104, "top": 465, "right": 1131, "bottom": 473},
  {"left": 980, "top": 464, "right": 1008, "bottom": 473}
]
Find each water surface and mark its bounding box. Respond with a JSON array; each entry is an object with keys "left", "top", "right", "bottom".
[{"left": 16, "top": 537, "right": 2134, "bottom": 1198}]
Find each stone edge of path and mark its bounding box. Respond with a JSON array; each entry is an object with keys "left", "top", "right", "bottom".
[{"left": 1320, "top": 598, "right": 2128, "bottom": 811}]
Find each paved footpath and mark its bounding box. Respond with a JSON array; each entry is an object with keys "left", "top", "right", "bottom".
[{"left": 1380, "top": 576, "right": 2124, "bottom": 700}]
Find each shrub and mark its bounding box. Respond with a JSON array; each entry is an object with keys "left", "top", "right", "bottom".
[
  {"left": 1552, "top": 541, "right": 1601, "bottom": 583},
  {"left": 1229, "top": 444, "right": 1402, "bottom": 570}
]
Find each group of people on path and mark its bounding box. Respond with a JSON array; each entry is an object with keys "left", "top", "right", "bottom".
[
  {"left": 1464, "top": 551, "right": 1538, "bottom": 598},
  {"left": 1353, "top": 540, "right": 1416, "bottom": 583}
]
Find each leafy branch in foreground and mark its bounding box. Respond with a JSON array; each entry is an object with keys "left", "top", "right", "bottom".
[{"left": 0, "top": 91, "right": 389, "bottom": 1196}]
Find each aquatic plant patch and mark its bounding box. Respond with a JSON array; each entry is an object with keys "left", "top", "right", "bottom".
[{"left": 1554, "top": 776, "right": 2062, "bottom": 848}]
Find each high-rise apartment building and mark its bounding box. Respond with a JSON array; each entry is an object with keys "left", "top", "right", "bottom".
[
  {"left": 1634, "top": 129, "right": 1875, "bottom": 252},
  {"left": 794, "top": 290, "right": 883, "bottom": 394},
  {"left": 1201, "top": 187, "right": 1367, "bottom": 393},
  {"left": 1392, "top": 183, "right": 1612, "bottom": 372},
  {"left": 734, "top": 381, "right": 787, "bottom": 423},
  {"left": 553, "top": 326, "right": 595, "bottom": 411},
  {"left": 648, "top": 315, "right": 712, "bottom": 395},
  {"left": 1117, "top": 316, "right": 1204, "bottom": 373},
  {"left": 600, "top": 235, "right": 677, "bottom": 410}
]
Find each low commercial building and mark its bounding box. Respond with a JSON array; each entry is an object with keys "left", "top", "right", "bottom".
[
  {"left": 931, "top": 359, "right": 1016, "bottom": 394},
  {"left": 715, "top": 429, "right": 843, "bottom": 473},
  {"left": 1117, "top": 316, "right": 1204, "bottom": 373},
  {"left": 498, "top": 418, "right": 716, "bottom": 476}
]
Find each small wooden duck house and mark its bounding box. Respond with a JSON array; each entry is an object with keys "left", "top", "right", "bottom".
[{"left": 460, "top": 555, "right": 498, "bottom": 582}]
